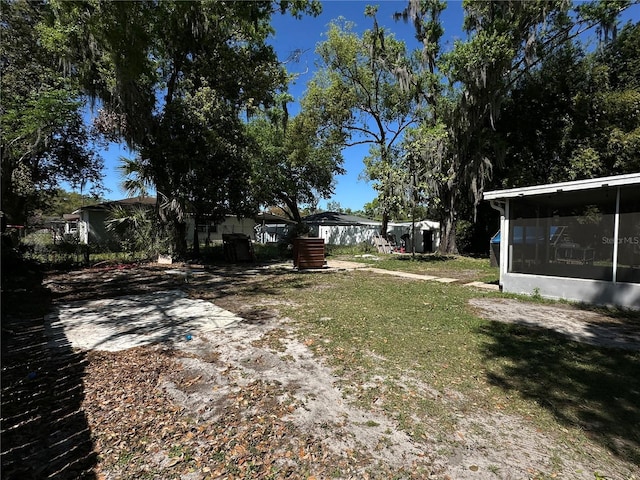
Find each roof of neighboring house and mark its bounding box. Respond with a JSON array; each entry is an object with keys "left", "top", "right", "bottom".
[
  {"left": 302, "top": 211, "right": 380, "bottom": 226},
  {"left": 389, "top": 220, "right": 439, "bottom": 229},
  {"left": 72, "top": 196, "right": 156, "bottom": 214},
  {"left": 483, "top": 173, "right": 640, "bottom": 200},
  {"left": 255, "top": 212, "right": 297, "bottom": 224}
]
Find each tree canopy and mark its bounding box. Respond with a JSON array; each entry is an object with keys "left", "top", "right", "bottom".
[
  {"left": 302, "top": 10, "right": 424, "bottom": 234},
  {"left": 246, "top": 100, "right": 345, "bottom": 223},
  {"left": 496, "top": 20, "right": 640, "bottom": 188},
  {"left": 45, "top": 0, "right": 321, "bottom": 256},
  {"left": 3, "top": 0, "right": 637, "bottom": 258},
  {"left": 1, "top": 0, "right": 103, "bottom": 226},
  {"left": 396, "top": 0, "right": 637, "bottom": 253}
]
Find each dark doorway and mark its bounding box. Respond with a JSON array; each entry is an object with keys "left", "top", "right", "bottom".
[{"left": 422, "top": 230, "right": 433, "bottom": 253}]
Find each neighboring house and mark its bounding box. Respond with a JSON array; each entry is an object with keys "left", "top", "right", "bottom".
[
  {"left": 303, "top": 212, "right": 381, "bottom": 246},
  {"left": 69, "top": 197, "right": 293, "bottom": 246},
  {"left": 387, "top": 220, "right": 440, "bottom": 254},
  {"left": 484, "top": 173, "right": 640, "bottom": 309},
  {"left": 188, "top": 215, "right": 255, "bottom": 244},
  {"left": 302, "top": 211, "right": 440, "bottom": 253},
  {"left": 72, "top": 196, "right": 156, "bottom": 245}
]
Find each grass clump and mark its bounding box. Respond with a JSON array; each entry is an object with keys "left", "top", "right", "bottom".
[{"left": 342, "top": 252, "right": 499, "bottom": 283}]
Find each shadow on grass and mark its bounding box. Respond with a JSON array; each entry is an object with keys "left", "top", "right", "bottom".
[
  {"left": 478, "top": 322, "right": 640, "bottom": 465},
  {"left": 391, "top": 254, "right": 456, "bottom": 263},
  {"left": 2, "top": 261, "right": 97, "bottom": 479},
  {"left": 45, "top": 262, "right": 308, "bottom": 304}
]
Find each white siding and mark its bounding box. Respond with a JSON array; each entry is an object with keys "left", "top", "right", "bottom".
[{"left": 316, "top": 225, "right": 380, "bottom": 245}]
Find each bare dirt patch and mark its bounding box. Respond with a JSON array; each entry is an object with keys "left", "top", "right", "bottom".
[
  {"left": 469, "top": 298, "right": 640, "bottom": 351},
  {"left": 4, "top": 263, "right": 639, "bottom": 479}
]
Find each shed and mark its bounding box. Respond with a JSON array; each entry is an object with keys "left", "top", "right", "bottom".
[
  {"left": 72, "top": 196, "right": 156, "bottom": 245},
  {"left": 484, "top": 173, "right": 640, "bottom": 309},
  {"left": 387, "top": 220, "right": 440, "bottom": 253}
]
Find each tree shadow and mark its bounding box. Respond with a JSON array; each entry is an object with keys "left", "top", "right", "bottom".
[
  {"left": 44, "top": 262, "right": 316, "bottom": 347},
  {"left": 2, "top": 264, "right": 97, "bottom": 479},
  {"left": 393, "top": 253, "right": 455, "bottom": 263},
  {"left": 477, "top": 321, "right": 640, "bottom": 465}
]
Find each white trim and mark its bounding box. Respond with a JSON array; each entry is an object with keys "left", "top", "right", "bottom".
[
  {"left": 612, "top": 187, "right": 621, "bottom": 283},
  {"left": 483, "top": 173, "right": 640, "bottom": 200}
]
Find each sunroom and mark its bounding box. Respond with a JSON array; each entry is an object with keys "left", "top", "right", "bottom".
[{"left": 484, "top": 173, "right": 640, "bottom": 309}]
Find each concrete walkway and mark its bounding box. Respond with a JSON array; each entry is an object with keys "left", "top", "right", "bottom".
[
  {"left": 45, "top": 290, "right": 242, "bottom": 352},
  {"left": 325, "top": 259, "right": 500, "bottom": 291}
]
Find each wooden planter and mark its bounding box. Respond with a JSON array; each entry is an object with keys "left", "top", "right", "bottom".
[{"left": 293, "top": 237, "right": 325, "bottom": 269}]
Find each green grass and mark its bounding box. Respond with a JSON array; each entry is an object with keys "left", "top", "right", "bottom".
[
  {"left": 263, "top": 269, "right": 640, "bottom": 470},
  {"left": 333, "top": 252, "right": 500, "bottom": 283}
]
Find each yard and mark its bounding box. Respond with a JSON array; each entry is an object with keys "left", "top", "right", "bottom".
[{"left": 2, "top": 256, "right": 639, "bottom": 479}]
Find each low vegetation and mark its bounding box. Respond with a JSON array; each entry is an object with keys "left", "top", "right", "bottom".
[
  {"left": 3, "top": 253, "right": 638, "bottom": 478},
  {"left": 271, "top": 271, "right": 640, "bottom": 471},
  {"left": 329, "top": 247, "right": 500, "bottom": 284}
]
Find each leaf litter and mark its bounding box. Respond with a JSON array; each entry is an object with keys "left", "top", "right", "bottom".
[{"left": 15, "top": 264, "right": 638, "bottom": 479}]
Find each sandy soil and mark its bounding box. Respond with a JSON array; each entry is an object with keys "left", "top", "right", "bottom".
[
  {"left": 155, "top": 299, "right": 638, "bottom": 479},
  {"left": 7, "top": 263, "right": 638, "bottom": 479},
  {"left": 469, "top": 298, "right": 640, "bottom": 351}
]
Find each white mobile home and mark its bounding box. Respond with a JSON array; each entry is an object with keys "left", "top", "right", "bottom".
[
  {"left": 303, "top": 212, "right": 381, "bottom": 246},
  {"left": 302, "top": 212, "right": 440, "bottom": 252}
]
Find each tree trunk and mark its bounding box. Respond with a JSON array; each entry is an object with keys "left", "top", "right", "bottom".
[
  {"left": 280, "top": 194, "right": 302, "bottom": 224},
  {"left": 173, "top": 219, "right": 188, "bottom": 259},
  {"left": 438, "top": 189, "right": 459, "bottom": 255},
  {"left": 192, "top": 213, "right": 200, "bottom": 258},
  {"left": 380, "top": 211, "right": 389, "bottom": 237}
]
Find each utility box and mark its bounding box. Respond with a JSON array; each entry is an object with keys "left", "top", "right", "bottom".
[
  {"left": 293, "top": 237, "right": 325, "bottom": 269},
  {"left": 223, "top": 234, "right": 255, "bottom": 262}
]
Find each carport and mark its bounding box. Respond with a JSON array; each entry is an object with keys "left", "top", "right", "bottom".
[{"left": 485, "top": 173, "right": 640, "bottom": 309}]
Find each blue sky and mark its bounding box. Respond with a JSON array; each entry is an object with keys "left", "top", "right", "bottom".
[{"left": 87, "top": 0, "right": 638, "bottom": 212}]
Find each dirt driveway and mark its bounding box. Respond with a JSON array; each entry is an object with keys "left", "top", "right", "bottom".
[{"left": 4, "top": 263, "right": 639, "bottom": 479}]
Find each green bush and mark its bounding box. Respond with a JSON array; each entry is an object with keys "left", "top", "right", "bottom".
[
  {"left": 326, "top": 242, "right": 374, "bottom": 256},
  {"left": 22, "top": 230, "right": 54, "bottom": 253}
]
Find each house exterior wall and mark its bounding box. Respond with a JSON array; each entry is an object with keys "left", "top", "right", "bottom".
[
  {"left": 185, "top": 216, "right": 257, "bottom": 244},
  {"left": 306, "top": 220, "right": 440, "bottom": 250},
  {"left": 312, "top": 224, "right": 380, "bottom": 245},
  {"left": 78, "top": 210, "right": 258, "bottom": 247},
  {"left": 499, "top": 272, "right": 639, "bottom": 308},
  {"left": 78, "top": 210, "right": 110, "bottom": 245}
]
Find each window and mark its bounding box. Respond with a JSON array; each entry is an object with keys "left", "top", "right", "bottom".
[
  {"left": 509, "top": 189, "right": 617, "bottom": 281},
  {"left": 617, "top": 186, "right": 640, "bottom": 284}
]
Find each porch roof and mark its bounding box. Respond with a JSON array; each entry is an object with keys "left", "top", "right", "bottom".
[{"left": 484, "top": 173, "right": 640, "bottom": 201}]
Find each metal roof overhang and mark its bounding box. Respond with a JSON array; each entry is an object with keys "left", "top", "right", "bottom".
[{"left": 483, "top": 173, "right": 640, "bottom": 200}]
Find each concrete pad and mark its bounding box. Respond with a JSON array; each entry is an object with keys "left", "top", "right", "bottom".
[
  {"left": 365, "top": 268, "right": 439, "bottom": 281},
  {"left": 464, "top": 281, "right": 500, "bottom": 291},
  {"left": 45, "top": 290, "right": 241, "bottom": 352},
  {"left": 434, "top": 277, "right": 459, "bottom": 283}
]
